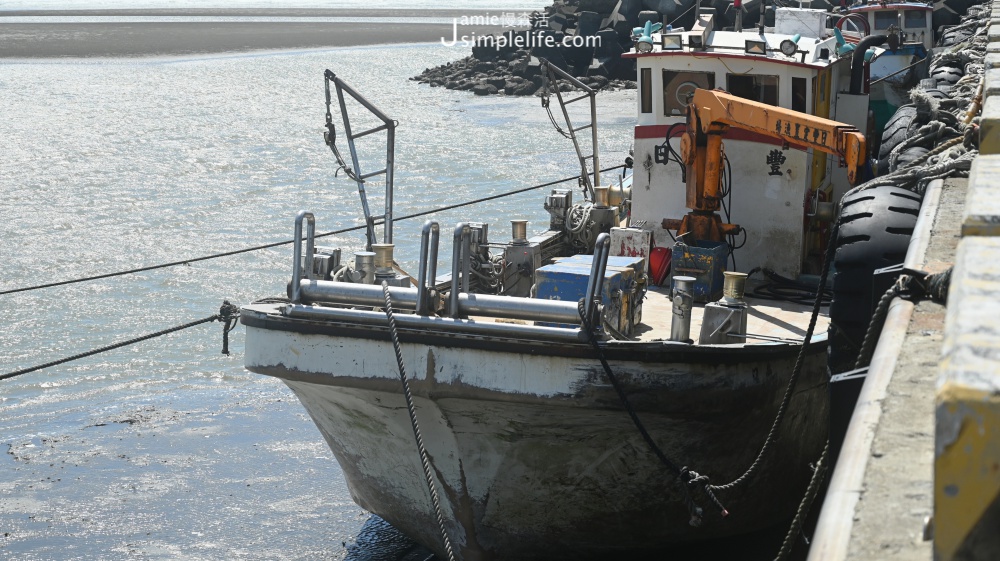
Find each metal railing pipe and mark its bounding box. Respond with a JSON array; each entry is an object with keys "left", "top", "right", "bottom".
[
  {"left": 450, "top": 223, "right": 470, "bottom": 318},
  {"left": 584, "top": 233, "right": 611, "bottom": 325},
  {"left": 291, "top": 211, "right": 315, "bottom": 303},
  {"left": 455, "top": 293, "right": 581, "bottom": 324},
  {"left": 283, "top": 304, "right": 587, "bottom": 344},
  {"left": 298, "top": 280, "right": 582, "bottom": 324},
  {"left": 416, "top": 221, "right": 439, "bottom": 316},
  {"left": 300, "top": 281, "right": 420, "bottom": 309}
]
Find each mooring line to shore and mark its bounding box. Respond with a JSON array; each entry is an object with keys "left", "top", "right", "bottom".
[
  {"left": 0, "top": 166, "right": 625, "bottom": 297},
  {"left": 0, "top": 301, "right": 239, "bottom": 380}
]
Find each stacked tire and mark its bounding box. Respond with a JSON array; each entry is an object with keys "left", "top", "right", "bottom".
[
  {"left": 876, "top": 105, "right": 920, "bottom": 175},
  {"left": 828, "top": 187, "right": 921, "bottom": 373}
]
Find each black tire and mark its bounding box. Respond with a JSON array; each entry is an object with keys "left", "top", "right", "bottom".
[
  {"left": 930, "top": 65, "right": 963, "bottom": 87},
  {"left": 828, "top": 186, "right": 922, "bottom": 373},
  {"left": 940, "top": 26, "right": 974, "bottom": 47},
  {"left": 919, "top": 87, "right": 949, "bottom": 101},
  {"left": 891, "top": 146, "right": 930, "bottom": 172},
  {"left": 876, "top": 105, "right": 918, "bottom": 175}
]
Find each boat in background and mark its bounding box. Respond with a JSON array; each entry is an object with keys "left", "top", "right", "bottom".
[{"left": 835, "top": 0, "right": 934, "bottom": 141}]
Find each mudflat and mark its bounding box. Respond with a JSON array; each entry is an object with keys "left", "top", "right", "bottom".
[{"left": 0, "top": 9, "right": 518, "bottom": 57}]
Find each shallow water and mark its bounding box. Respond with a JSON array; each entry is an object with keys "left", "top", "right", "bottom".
[
  {"left": 0, "top": 43, "right": 635, "bottom": 558},
  {"left": 0, "top": 1, "right": 547, "bottom": 12}
]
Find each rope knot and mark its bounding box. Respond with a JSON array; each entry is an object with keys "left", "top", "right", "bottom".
[
  {"left": 218, "top": 300, "right": 239, "bottom": 321},
  {"left": 218, "top": 300, "right": 240, "bottom": 356},
  {"left": 681, "top": 467, "right": 730, "bottom": 519}
]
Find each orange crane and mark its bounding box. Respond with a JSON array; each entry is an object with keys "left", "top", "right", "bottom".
[{"left": 661, "top": 88, "right": 867, "bottom": 244}]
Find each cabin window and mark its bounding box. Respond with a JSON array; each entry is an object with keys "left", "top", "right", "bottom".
[
  {"left": 792, "top": 77, "right": 807, "bottom": 113},
  {"left": 663, "top": 70, "right": 715, "bottom": 116},
  {"left": 873, "top": 11, "right": 897, "bottom": 30},
  {"left": 904, "top": 10, "right": 925, "bottom": 28},
  {"left": 727, "top": 74, "right": 779, "bottom": 106},
  {"left": 640, "top": 67, "right": 652, "bottom": 114}
]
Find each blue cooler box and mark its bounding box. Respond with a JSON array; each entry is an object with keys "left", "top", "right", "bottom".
[{"left": 534, "top": 255, "right": 644, "bottom": 335}]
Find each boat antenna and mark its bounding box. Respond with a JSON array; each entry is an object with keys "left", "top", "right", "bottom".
[
  {"left": 758, "top": 0, "right": 766, "bottom": 34},
  {"left": 734, "top": 0, "right": 743, "bottom": 33}
]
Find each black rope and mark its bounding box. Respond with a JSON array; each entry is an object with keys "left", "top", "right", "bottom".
[
  {"left": 1, "top": 301, "right": 240, "bottom": 380},
  {"left": 707, "top": 218, "right": 839, "bottom": 494},
  {"left": 380, "top": 282, "right": 457, "bottom": 561},
  {"left": 774, "top": 441, "right": 830, "bottom": 561},
  {"left": 853, "top": 267, "right": 952, "bottom": 369},
  {"left": 576, "top": 299, "right": 727, "bottom": 526},
  {"left": 0, "top": 168, "right": 625, "bottom": 297},
  {"left": 219, "top": 300, "right": 241, "bottom": 355}
]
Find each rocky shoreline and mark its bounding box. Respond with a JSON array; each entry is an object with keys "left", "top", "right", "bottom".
[
  {"left": 412, "top": 0, "right": 695, "bottom": 95},
  {"left": 412, "top": 0, "right": 973, "bottom": 96}
]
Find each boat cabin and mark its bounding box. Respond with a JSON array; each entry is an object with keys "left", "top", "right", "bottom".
[
  {"left": 623, "top": 7, "right": 862, "bottom": 280},
  {"left": 843, "top": 0, "right": 934, "bottom": 50}
]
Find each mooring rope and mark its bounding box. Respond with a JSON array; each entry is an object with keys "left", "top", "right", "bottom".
[
  {"left": 774, "top": 440, "right": 830, "bottom": 561},
  {"left": 0, "top": 167, "right": 624, "bottom": 297},
  {"left": 574, "top": 211, "right": 835, "bottom": 523},
  {"left": 380, "top": 282, "right": 457, "bottom": 561},
  {"left": 707, "top": 217, "right": 837, "bottom": 496},
  {"left": 1, "top": 301, "right": 240, "bottom": 380},
  {"left": 853, "top": 267, "right": 952, "bottom": 370},
  {"left": 575, "top": 299, "right": 725, "bottom": 526}
]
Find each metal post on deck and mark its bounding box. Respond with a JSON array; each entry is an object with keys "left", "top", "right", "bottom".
[
  {"left": 450, "top": 223, "right": 470, "bottom": 318},
  {"left": 416, "top": 221, "right": 440, "bottom": 316},
  {"left": 585, "top": 233, "right": 611, "bottom": 327},
  {"left": 291, "top": 210, "right": 316, "bottom": 304}
]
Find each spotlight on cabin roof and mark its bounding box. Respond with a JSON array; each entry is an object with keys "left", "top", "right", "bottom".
[
  {"left": 744, "top": 39, "right": 766, "bottom": 55},
  {"left": 661, "top": 34, "right": 683, "bottom": 50}
]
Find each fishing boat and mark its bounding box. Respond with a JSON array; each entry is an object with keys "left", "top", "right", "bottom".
[
  {"left": 240, "top": 9, "right": 874, "bottom": 560},
  {"left": 834, "top": 0, "right": 934, "bottom": 140},
  {"left": 626, "top": 4, "right": 873, "bottom": 276}
]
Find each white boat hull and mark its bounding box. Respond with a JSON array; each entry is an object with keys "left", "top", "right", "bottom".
[{"left": 243, "top": 304, "right": 829, "bottom": 560}]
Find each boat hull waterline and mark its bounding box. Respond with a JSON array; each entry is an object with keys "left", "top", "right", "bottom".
[{"left": 242, "top": 304, "right": 828, "bottom": 560}]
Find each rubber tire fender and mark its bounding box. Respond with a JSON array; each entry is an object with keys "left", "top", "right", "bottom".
[
  {"left": 939, "top": 26, "right": 974, "bottom": 47},
  {"left": 876, "top": 105, "right": 919, "bottom": 175},
  {"left": 890, "top": 146, "right": 930, "bottom": 173},
  {"left": 930, "top": 65, "right": 963, "bottom": 87},
  {"left": 828, "top": 186, "right": 921, "bottom": 373}
]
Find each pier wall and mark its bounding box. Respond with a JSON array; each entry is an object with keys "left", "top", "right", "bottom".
[{"left": 934, "top": 3, "right": 1000, "bottom": 558}]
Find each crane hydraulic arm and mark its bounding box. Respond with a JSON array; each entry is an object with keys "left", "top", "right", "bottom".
[{"left": 662, "top": 88, "right": 867, "bottom": 244}]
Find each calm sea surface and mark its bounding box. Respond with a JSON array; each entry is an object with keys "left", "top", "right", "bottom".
[
  {"left": 0, "top": 0, "right": 546, "bottom": 11},
  {"left": 0, "top": 41, "right": 635, "bottom": 559}
]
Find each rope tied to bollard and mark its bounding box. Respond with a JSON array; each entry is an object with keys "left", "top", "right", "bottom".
[{"left": 1, "top": 301, "right": 241, "bottom": 381}]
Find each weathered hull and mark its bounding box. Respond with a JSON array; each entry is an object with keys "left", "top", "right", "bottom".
[{"left": 243, "top": 304, "right": 829, "bottom": 561}]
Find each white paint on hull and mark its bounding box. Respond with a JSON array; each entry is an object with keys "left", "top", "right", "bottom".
[{"left": 244, "top": 321, "right": 829, "bottom": 559}]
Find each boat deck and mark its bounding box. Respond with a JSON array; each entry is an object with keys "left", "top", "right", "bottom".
[
  {"left": 468, "top": 281, "right": 828, "bottom": 345},
  {"left": 635, "top": 283, "right": 827, "bottom": 344}
]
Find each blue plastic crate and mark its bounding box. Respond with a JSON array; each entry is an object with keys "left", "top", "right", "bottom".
[{"left": 534, "top": 255, "right": 641, "bottom": 334}]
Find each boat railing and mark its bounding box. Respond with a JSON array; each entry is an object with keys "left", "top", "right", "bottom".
[
  {"left": 291, "top": 210, "right": 316, "bottom": 304},
  {"left": 285, "top": 214, "right": 615, "bottom": 342},
  {"left": 415, "top": 221, "right": 440, "bottom": 316}
]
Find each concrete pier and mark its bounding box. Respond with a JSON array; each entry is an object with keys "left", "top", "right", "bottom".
[{"left": 810, "top": 2, "right": 1000, "bottom": 559}]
